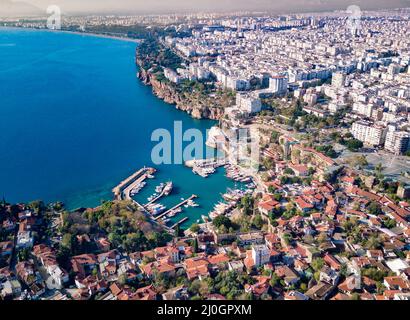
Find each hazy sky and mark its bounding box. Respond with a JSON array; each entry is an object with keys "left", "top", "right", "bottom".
[{"left": 3, "top": 0, "right": 410, "bottom": 15}]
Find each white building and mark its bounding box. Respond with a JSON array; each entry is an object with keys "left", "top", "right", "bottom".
[
  {"left": 16, "top": 231, "right": 34, "bottom": 249},
  {"left": 385, "top": 129, "right": 410, "bottom": 155},
  {"left": 269, "top": 76, "right": 288, "bottom": 94},
  {"left": 351, "top": 121, "right": 387, "bottom": 146},
  {"left": 226, "top": 77, "right": 250, "bottom": 91},
  {"left": 331, "top": 72, "right": 346, "bottom": 88},
  {"left": 163, "top": 68, "right": 185, "bottom": 84},
  {"left": 236, "top": 93, "right": 262, "bottom": 114},
  {"left": 251, "top": 245, "right": 270, "bottom": 267},
  {"left": 352, "top": 102, "right": 374, "bottom": 118}
]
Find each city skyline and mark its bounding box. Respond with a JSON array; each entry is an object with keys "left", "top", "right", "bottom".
[{"left": 2, "top": 0, "right": 410, "bottom": 16}]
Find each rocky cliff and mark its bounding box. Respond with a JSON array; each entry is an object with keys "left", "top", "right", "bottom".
[{"left": 137, "top": 60, "right": 226, "bottom": 120}]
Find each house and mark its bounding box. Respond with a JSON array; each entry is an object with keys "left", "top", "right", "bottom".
[
  {"left": 162, "top": 286, "right": 189, "bottom": 300},
  {"left": 324, "top": 254, "right": 342, "bottom": 271},
  {"left": 265, "top": 233, "right": 281, "bottom": 249},
  {"left": 245, "top": 276, "right": 270, "bottom": 297},
  {"left": 208, "top": 253, "right": 230, "bottom": 270},
  {"left": 338, "top": 274, "right": 361, "bottom": 293},
  {"left": 295, "top": 197, "right": 314, "bottom": 213},
  {"left": 237, "top": 232, "right": 264, "bottom": 246},
  {"left": 141, "top": 259, "right": 176, "bottom": 279},
  {"left": 129, "top": 252, "right": 142, "bottom": 265},
  {"left": 274, "top": 265, "right": 300, "bottom": 286},
  {"left": 258, "top": 194, "right": 280, "bottom": 216},
  {"left": 288, "top": 163, "right": 309, "bottom": 177},
  {"left": 134, "top": 285, "right": 158, "bottom": 300},
  {"left": 154, "top": 245, "right": 180, "bottom": 263},
  {"left": 305, "top": 281, "right": 334, "bottom": 300},
  {"left": 98, "top": 250, "right": 121, "bottom": 279},
  {"left": 385, "top": 259, "right": 409, "bottom": 275},
  {"left": 244, "top": 245, "right": 270, "bottom": 271},
  {"left": 284, "top": 290, "right": 309, "bottom": 300},
  {"left": 367, "top": 249, "right": 384, "bottom": 261},
  {"left": 15, "top": 261, "right": 39, "bottom": 287},
  {"left": 33, "top": 245, "right": 69, "bottom": 289},
  {"left": 320, "top": 265, "right": 339, "bottom": 286},
  {"left": 75, "top": 275, "right": 107, "bottom": 296},
  {"left": 383, "top": 276, "right": 410, "bottom": 291},
  {"left": 71, "top": 254, "right": 98, "bottom": 277},
  {"left": 184, "top": 256, "right": 210, "bottom": 280},
  {"left": 228, "top": 260, "right": 244, "bottom": 272}
]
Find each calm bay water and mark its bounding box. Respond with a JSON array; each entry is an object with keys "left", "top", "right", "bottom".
[{"left": 0, "top": 28, "right": 237, "bottom": 228}]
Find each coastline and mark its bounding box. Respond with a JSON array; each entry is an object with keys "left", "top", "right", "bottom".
[
  {"left": 0, "top": 25, "right": 143, "bottom": 43},
  {"left": 136, "top": 61, "right": 227, "bottom": 121},
  {"left": 0, "top": 28, "right": 234, "bottom": 231}
]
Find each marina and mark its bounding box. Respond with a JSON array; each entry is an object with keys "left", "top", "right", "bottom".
[
  {"left": 225, "top": 164, "right": 254, "bottom": 183},
  {"left": 154, "top": 194, "right": 198, "bottom": 221},
  {"left": 112, "top": 167, "right": 155, "bottom": 201},
  {"left": 186, "top": 157, "right": 228, "bottom": 178},
  {"left": 144, "top": 181, "right": 173, "bottom": 206}
]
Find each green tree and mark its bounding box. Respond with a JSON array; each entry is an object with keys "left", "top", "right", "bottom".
[
  {"left": 346, "top": 139, "right": 363, "bottom": 152},
  {"left": 212, "top": 215, "right": 232, "bottom": 229},
  {"left": 311, "top": 258, "right": 324, "bottom": 272},
  {"left": 367, "top": 202, "right": 382, "bottom": 216},
  {"left": 193, "top": 238, "right": 199, "bottom": 253},
  {"left": 190, "top": 224, "right": 200, "bottom": 233}
]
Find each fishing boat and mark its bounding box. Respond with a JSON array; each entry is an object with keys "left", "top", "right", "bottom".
[
  {"left": 155, "top": 183, "right": 165, "bottom": 193},
  {"left": 149, "top": 204, "right": 166, "bottom": 215},
  {"left": 147, "top": 194, "right": 158, "bottom": 202},
  {"left": 209, "top": 211, "right": 220, "bottom": 220},
  {"left": 130, "top": 181, "right": 146, "bottom": 196},
  {"left": 163, "top": 182, "right": 173, "bottom": 196},
  {"left": 167, "top": 207, "right": 182, "bottom": 218},
  {"left": 186, "top": 199, "right": 199, "bottom": 207}
]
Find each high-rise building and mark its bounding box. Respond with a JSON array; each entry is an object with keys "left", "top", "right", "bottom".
[
  {"left": 351, "top": 121, "right": 387, "bottom": 146},
  {"left": 236, "top": 93, "right": 262, "bottom": 114},
  {"left": 385, "top": 130, "right": 410, "bottom": 155},
  {"left": 352, "top": 102, "right": 374, "bottom": 118},
  {"left": 269, "top": 76, "right": 288, "bottom": 94},
  {"left": 331, "top": 72, "right": 346, "bottom": 88}
]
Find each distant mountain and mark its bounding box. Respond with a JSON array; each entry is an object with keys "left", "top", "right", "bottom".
[{"left": 0, "top": 0, "right": 43, "bottom": 18}]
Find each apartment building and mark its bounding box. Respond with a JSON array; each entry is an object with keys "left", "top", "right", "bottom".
[{"left": 351, "top": 121, "right": 387, "bottom": 146}]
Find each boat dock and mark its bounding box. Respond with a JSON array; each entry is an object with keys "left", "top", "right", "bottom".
[
  {"left": 112, "top": 167, "right": 178, "bottom": 235},
  {"left": 144, "top": 182, "right": 173, "bottom": 207},
  {"left": 186, "top": 157, "right": 228, "bottom": 178},
  {"left": 112, "top": 167, "right": 155, "bottom": 201},
  {"left": 154, "top": 194, "right": 197, "bottom": 221},
  {"left": 170, "top": 217, "right": 189, "bottom": 229},
  {"left": 144, "top": 188, "right": 166, "bottom": 207}
]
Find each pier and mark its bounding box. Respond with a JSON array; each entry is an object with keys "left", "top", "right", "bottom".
[
  {"left": 112, "top": 166, "right": 155, "bottom": 201},
  {"left": 186, "top": 157, "right": 228, "bottom": 178},
  {"left": 154, "top": 194, "right": 197, "bottom": 221},
  {"left": 170, "top": 217, "right": 189, "bottom": 229},
  {"left": 144, "top": 185, "right": 169, "bottom": 207}
]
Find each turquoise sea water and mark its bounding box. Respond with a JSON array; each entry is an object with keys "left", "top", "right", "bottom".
[{"left": 0, "top": 28, "right": 238, "bottom": 228}]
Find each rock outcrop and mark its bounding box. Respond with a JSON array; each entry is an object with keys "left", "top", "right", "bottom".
[{"left": 137, "top": 60, "right": 226, "bottom": 120}]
